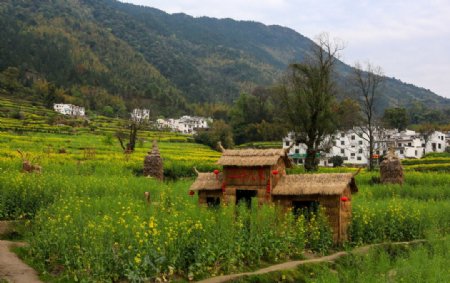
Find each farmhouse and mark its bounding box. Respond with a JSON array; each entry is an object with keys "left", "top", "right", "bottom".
[
  {"left": 157, "top": 116, "right": 211, "bottom": 134},
  {"left": 131, "top": 108, "right": 150, "bottom": 121},
  {"left": 53, "top": 103, "right": 85, "bottom": 117},
  {"left": 190, "top": 147, "right": 358, "bottom": 243}
]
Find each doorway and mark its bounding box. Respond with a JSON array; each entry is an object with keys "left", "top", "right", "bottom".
[
  {"left": 236, "top": 189, "right": 257, "bottom": 208},
  {"left": 292, "top": 200, "right": 319, "bottom": 219},
  {"left": 206, "top": 196, "right": 220, "bottom": 208}
]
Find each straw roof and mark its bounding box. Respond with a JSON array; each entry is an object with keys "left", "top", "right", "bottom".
[
  {"left": 272, "top": 173, "right": 358, "bottom": 196},
  {"left": 217, "top": 148, "right": 292, "bottom": 167},
  {"left": 190, "top": 172, "right": 223, "bottom": 191}
]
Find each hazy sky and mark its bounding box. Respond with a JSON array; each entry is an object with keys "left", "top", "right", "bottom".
[{"left": 120, "top": 0, "right": 450, "bottom": 98}]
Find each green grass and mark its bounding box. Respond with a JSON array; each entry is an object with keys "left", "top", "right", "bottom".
[
  {"left": 0, "top": 105, "right": 449, "bottom": 282},
  {"left": 232, "top": 237, "right": 449, "bottom": 283}
]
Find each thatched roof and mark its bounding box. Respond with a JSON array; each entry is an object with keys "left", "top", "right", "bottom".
[
  {"left": 217, "top": 149, "right": 292, "bottom": 167},
  {"left": 190, "top": 172, "right": 223, "bottom": 191},
  {"left": 272, "top": 173, "right": 358, "bottom": 196}
]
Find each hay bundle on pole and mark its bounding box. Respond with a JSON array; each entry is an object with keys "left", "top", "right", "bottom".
[
  {"left": 143, "top": 140, "right": 164, "bottom": 180},
  {"left": 380, "top": 148, "right": 403, "bottom": 185}
]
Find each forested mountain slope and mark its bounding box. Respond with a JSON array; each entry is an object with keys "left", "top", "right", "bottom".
[{"left": 0, "top": 0, "right": 448, "bottom": 116}]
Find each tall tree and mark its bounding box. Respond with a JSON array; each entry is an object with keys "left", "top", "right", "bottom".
[
  {"left": 352, "top": 62, "right": 384, "bottom": 171},
  {"left": 194, "top": 120, "right": 234, "bottom": 150},
  {"left": 335, "top": 98, "right": 362, "bottom": 130},
  {"left": 382, "top": 107, "right": 408, "bottom": 131},
  {"left": 278, "top": 33, "right": 343, "bottom": 171},
  {"left": 229, "top": 88, "right": 285, "bottom": 144}
]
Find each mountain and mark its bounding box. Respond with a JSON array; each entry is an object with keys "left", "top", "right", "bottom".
[{"left": 0, "top": 0, "right": 448, "bottom": 116}]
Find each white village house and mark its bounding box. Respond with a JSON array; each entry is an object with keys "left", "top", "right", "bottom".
[
  {"left": 283, "top": 128, "right": 447, "bottom": 167},
  {"left": 131, "top": 108, "right": 150, "bottom": 121},
  {"left": 157, "top": 116, "right": 211, "bottom": 134},
  {"left": 53, "top": 103, "right": 85, "bottom": 117}
]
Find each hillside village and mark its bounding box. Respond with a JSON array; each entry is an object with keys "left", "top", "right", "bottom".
[
  {"left": 157, "top": 116, "right": 211, "bottom": 134},
  {"left": 53, "top": 103, "right": 212, "bottom": 135}
]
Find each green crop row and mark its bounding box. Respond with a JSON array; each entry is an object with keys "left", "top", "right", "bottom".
[
  {"left": 405, "top": 163, "right": 450, "bottom": 172},
  {"left": 402, "top": 157, "right": 450, "bottom": 165}
]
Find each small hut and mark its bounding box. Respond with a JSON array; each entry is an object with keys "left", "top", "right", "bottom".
[
  {"left": 190, "top": 147, "right": 359, "bottom": 243},
  {"left": 190, "top": 148, "right": 292, "bottom": 207},
  {"left": 272, "top": 173, "right": 358, "bottom": 243},
  {"left": 380, "top": 148, "right": 403, "bottom": 185},
  {"left": 190, "top": 172, "right": 223, "bottom": 207},
  {"left": 143, "top": 140, "right": 164, "bottom": 180}
]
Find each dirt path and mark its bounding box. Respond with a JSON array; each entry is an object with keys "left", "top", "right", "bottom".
[
  {"left": 196, "top": 240, "right": 426, "bottom": 283},
  {"left": 0, "top": 221, "right": 43, "bottom": 283}
]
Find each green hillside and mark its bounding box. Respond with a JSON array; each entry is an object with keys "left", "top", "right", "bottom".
[
  {"left": 0, "top": 0, "right": 448, "bottom": 116},
  {"left": 0, "top": 0, "right": 187, "bottom": 116}
]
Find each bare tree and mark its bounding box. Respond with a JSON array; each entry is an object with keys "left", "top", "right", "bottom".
[
  {"left": 116, "top": 112, "right": 149, "bottom": 152},
  {"left": 279, "top": 33, "right": 344, "bottom": 171},
  {"left": 352, "top": 62, "right": 384, "bottom": 171}
]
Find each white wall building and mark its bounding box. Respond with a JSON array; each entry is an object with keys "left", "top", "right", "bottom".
[
  {"left": 131, "top": 108, "right": 150, "bottom": 121},
  {"left": 283, "top": 128, "right": 447, "bottom": 167},
  {"left": 423, "top": 131, "right": 447, "bottom": 153},
  {"left": 53, "top": 104, "right": 85, "bottom": 117},
  {"left": 157, "top": 116, "right": 211, "bottom": 134}
]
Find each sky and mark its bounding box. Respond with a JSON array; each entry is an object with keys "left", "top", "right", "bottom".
[{"left": 120, "top": 0, "right": 450, "bottom": 98}]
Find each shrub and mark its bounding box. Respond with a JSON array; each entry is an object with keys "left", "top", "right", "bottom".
[{"left": 329, "top": 155, "right": 344, "bottom": 167}]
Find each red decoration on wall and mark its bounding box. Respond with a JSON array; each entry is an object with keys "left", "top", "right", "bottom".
[
  {"left": 228, "top": 173, "right": 247, "bottom": 179},
  {"left": 266, "top": 179, "right": 271, "bottom": 194},
  {"left": 272, "top": 169, "right": 279, "bottom": 175},
  {"left": 189, "top": 190, "right": 195, "bottom": 196},
  {"left": 341, "top": 196, "right": 349, "bottom": 202},
  {"left": 221, "top": 181, "right": 227, "bottom": 193},
  {"left": 258, "top": 168, "right": 265, "bottom": 181}
]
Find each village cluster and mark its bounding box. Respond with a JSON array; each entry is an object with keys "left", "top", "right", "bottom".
[
  {"left": 283, "top": 129, "right": 448, "bottom": 167},
  {"left": 53, "top": 104, "right": 211, "bottom": 135}
]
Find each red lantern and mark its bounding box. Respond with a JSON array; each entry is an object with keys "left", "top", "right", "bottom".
[
  {"left": 341, "top": 196, "right": 349, "bottom": 202},
  {"left": 272, "top": 169, "right": 279, "bottom": 175},
  {"left": 189, "top": 190, "right": 195, "bottom": 196},
  {"left": 213, "top": 169, "right": 220, "bottom": 180}
]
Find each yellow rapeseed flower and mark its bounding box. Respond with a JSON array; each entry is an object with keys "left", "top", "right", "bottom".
[{"left": 134, "top": 254, "right": 142, "bottom": 265}]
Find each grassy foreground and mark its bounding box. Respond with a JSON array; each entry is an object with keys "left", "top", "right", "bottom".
[
  {"left": 232, "top": 237, "right": 449, "bottom": 283},
  {"left": 0, "top": 128, "right": 449, "bottom": 282}
]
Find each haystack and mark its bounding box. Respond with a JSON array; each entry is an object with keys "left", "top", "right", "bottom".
[
  {"left": 143, "top": 140, "right": 164, "bottom": 180},
  {"left": 380, "top": 148, "right": 403, "bottom": 185}
]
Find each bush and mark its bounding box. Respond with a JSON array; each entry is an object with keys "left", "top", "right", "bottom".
[
  {"left": 11, "top": 110, "right": 25, "bottom": 120},
  {"left": 102, "top": 133, "right": 114, "bottom": 145},
  {"left": 329, "top": 155, "right": 344, "bottom": 167}
]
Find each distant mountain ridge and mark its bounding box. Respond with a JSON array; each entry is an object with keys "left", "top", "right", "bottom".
[{"left": 0, "top": 0, "right": 448, "bottom": 115}]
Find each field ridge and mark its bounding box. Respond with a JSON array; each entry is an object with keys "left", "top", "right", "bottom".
[{"left": 197, "top": 240, "right": 428, "bottom": 283}]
